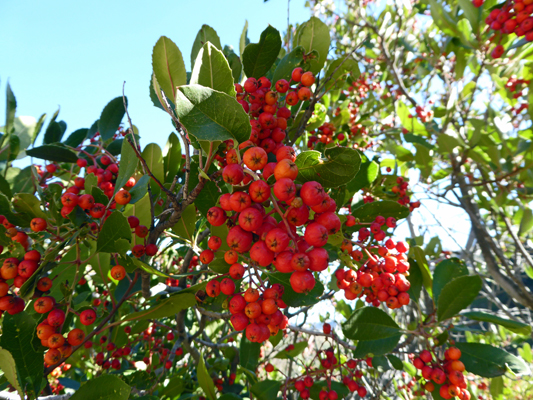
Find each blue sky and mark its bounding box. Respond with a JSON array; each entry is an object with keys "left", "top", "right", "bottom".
[{"left": 0, "top": 0, "right": 311, "bottom": 147}]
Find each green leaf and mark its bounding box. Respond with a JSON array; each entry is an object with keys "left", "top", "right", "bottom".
[
  {"left": 352, "top": 335, "right": 402, "bottom": 358},
  {"left": 123, "top": 293, "right": 196, "bottom": 321},
  {"left": 343, "top": 307, "right": 400, "bottom": 341},
  {"left": 172, "top": 204, "right": 197, "bottom": 242},
  {"left": 191, "top": 42, "right": 236, "bottom": 96},
  {"left": 195, "top": 179, "right": 226, "bottom": 218},
  {"left": 295, "top": 17, "right": 331, "bottom": 74},
  {"left": 198, "top": 352, "right": 217, "bottom": 400},
  {"left": 274, "top": 341, "right": 308, "bottom": 359},
  {"left": 242, "top": 25, "right": 282, "bottom": 79},
  {"left": 96, "top": 211, "right": 132, "bottom": 254},
  {"left": 124, "top": 194, "right": 151, "bottom": 229},
  {"left": 412, "top": 246, "right": 433, "bottom": 297},
  {"left": 427, "top": 0, "right": 460, "bottom": 37},
  {"left": 462, "top": 311, "right": 532, "bottom": 336},
  {"left": 99, "top": 97, "right": 127, "bottom": 141},
  {"left": 141, "top": 143, "right": 164, "bottom": 195},
  {"left": 240, "top": 20, "right": 249, "bottom": 58},
  {"left": 43, "top": 121, "right": 63, "bottom": 144},
  {"left": 70, "top": 374, "right": 131, "bottom": 400},
  {"left": 191, "top": 25, "right": 222, "bottom": 70},
  {"left": 26, "top": 143, "right": 78, "bottom": 163},
  {"left": 152, "top": 36, "right": 187, "bottom": 104},
  {"left": 251, "top": 380, "right": 282, "bottom": 400},
  {"left": 267, "top": 272, "right": 324, "bottom": 307},
  {"left": 174, "top": 85, "right": 251, "bottom": 145},
  {"left": 0, "top": 193, "right": 31, "bottom": 227},
  {"left": 407, "top": 257, "right": 423, "bottom": 303},
  {"left": 396, "top": 102, "right": 427, "bottom": 134},
  {"left": 437, "top": 275, "right": 482, "bottom": 321},
  {"left": 490, "top": 376, "right": 504, "bottom": 400},
  {"left": 0, "top": 174, "right": 12, "bottom": 198},
  {"left": 432, "top": 258, "right": 468, "bottom": 303},
  {"left": 350, "top": 201, "right": 410, "bottom": 226},
  {"left": 272, "top": 46, "right": 305, "bottom": 83},
  {"left": 128, "top": 175, "right": 150, "bottom": 204},
  {"left": 387, "top": 355, "right": 404, "bottom": 370},
  {"left": 457, "top": 0, "right": 481, "bottom": 32},
  {"left": 240, "top": 336, "right": 261, "bottom": 371},
  {"left": 346, "top": 153, "right": 378, "bottom": 194},
  {"left": 0, "top": 312, "right": 43, "bottom": 397},
  {"left": 296, "top": 147, "right": 361, "bottom": 188},
  {"left": 12, "top": 193, "right": 47, "bottom": 220},
  {"left": 519, "top": 208, "right": 533, "bottom": 235},
  {"left": 324, "top": 58, "right": 360, "bottom": 91},
  {"left": 0, "top": 347, "right": 23, "bottom": 399},
  {"left": 5, "top": 83, "right": 16, "bottom": 136},
  {"left": 84, "top": 173, "right": 97, "bottom": 195},
  {"left": 163, "top": 132, "right": 181, "bottom": 183},
  {"left": 227, "top": 52, "right": 242, "bottom": 83},
  {"left": 114, "top": 134, "right": 138, "bottom": 193},
  {"left": 64, "top": 128, "right": 88, "bottom": 147},
  {"left": 455, "top": 342, "right": 530, "bottom": 377}
]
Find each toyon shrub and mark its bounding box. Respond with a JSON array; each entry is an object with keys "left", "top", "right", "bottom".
[{"left": 0, "top": 4, "right": 532, "bottom": 400}]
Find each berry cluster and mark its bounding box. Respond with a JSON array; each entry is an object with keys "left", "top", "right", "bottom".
[
  {"left": 335, "top": 215, "right": 412, "bottom": 309},
  {"left": 412, "top": 347, "right": 471, "bottom": 400}
]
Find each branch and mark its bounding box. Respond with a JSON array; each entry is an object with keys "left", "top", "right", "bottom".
[{"left": 287, "top": 325, "right": 357, "bottom": 351}]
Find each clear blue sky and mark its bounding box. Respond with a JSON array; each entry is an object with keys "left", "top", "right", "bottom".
[{"left": 0, "top": 0, "right": 311, "bottom": 148}]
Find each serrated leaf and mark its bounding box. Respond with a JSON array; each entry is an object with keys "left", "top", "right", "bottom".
[
  {"left": 174, "top": 85, "right": 251, "bottom": 145},
  {"left": 122, "top": 293, "right": 196, "bottom": 321},
  {"left": 437, "top": 275, "right": 482, "bottom": 321},
  {"left": 191, "top": 25, "right": 222, "bottom": 70},
  {"left": 114, "top": 134, "right": 138, "bottom": 193},
  {"left": 462, "top": 311, "right": 532, "bottom": 335},
  {"left": 433, "top": 258, "right": 468, "bottom": 303},
  {"left": 343, "top": 307, "right": 400, "bottom": 341},
  {"left": 251, "top": 380, "right": 282, "bottom": 400},
  {"left": 70, "top": 375, "right": 131, "bottom": 400},
  {"left": 0, "top": 312, "right": 43, "bottom": 397},
  {"left": 455, "top": 342, "right": 530, "bottom": 377},
  {"left": 99, "top": 97, "right": 127, "bottom": 141},
  {"left": 191, "top": 42, "right": 236, "bottom": 96},
  {"left": 152, "top": 36, "right": 187, "bottom": 104},
  {"left": 296, "top": 147, "right": 361, "bottom": 188},
  {"left": 242, "top": 25, "right": 282, "bottom": 79},
  {"left": 96, "top": 211, "right": 132, "bottom": 254},
  {"left": 26, "top": 144, "right": 78, "bottom": 163},
  {"left": 296, "top": 17, "right": 331, "bottom": 74},
  {"left": 198, "top": 352, "right": 217, "bottom": 400}
]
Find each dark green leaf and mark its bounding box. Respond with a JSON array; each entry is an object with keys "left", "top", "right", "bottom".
[
  {"left": 296, "top": 147, "right": 361, "bottom": 188},
  {"left": 240, "top": 21, "right": 249, "bottom": 58},
  {"left": 352, "top": 334, "right": 402, "bottom": 358},
  {"left": 96, "top": 211, "right": 132, "bottom": 254},
  {"left": 43, "top": 121, "right": 63, "bottom": 144},
  {"left": 26, "top": 144, "right": 78, "bottom": 163},
  {"left": 0, "top": 174, "right": 12, "bottom": 198},
  {"left": 251, "top": 380, "right": 281, "bottom": 400},
  {"left": 387, "top": 355, "right": 404, "bottom": 370},
  {"left": 0, "top": 193, "right": 31, "bottom": 227},
  {"left": 0, "top": 312, "right": 43, "bottom": 397},
  {"left": 433, "top": 258, "right": 468, "bottom": 303},
  {"left": 63, "top": 128, "right": 88, "bottom": 147},
  {"left": 123, "top": 293, "right": 196, "bottom": 321},
  {"left": 407, "top": 257, "right": 423, "bottom": 303},
  {"left": 437, "top": 275, "right": 482, "bottom": 321},
  {"left": 12, "top": 193, "right": 47, "bottom": 219},
  {"left": 174, "top": 85, "right": 251, "bottom": 144},
  {"left": 240, "top": 337, "right": 261, "bottom": 371},
  {"left": 141, "top": 143, "right": 164, "bottom": 195},
  {"left": 114, "top": 135, "right": 138, "bottom": 193},
  {"left": 196, "top": 180, "right": 226, "bottom": 218},
  {"left": 324, "top": 58, "right": 360, "bottom": 91},
  {"left": 462, "top": 312, "right": 532, "bottom": 335},
  {"left": 346, "top": 152, "right": 378, "bottom": 194},
  {"left": 163, "top": 132, "right": 181, "bottom": 183},
  {"left": 152, "top": 36, "right": 187, "bottom": 103},
  {"left": 342, "top": 307, "right": 400, "bottom": 341},
  {"left": 191, "top": 42, "right": 236, "bottom": 96},
  {"left": 98, "top": 97, "right": 127, "bottom": 141},
  {"left": 198, "top": 352, "right": 217, "bottom": 400},
  {"left": 191, "top": 25, "right": 222, "bottom": 70},
  {"left": 242, "top": 25, "right": 282, "bottom": 79},
  {"left": 70, "top": 374, "right": 131, "bottom": 400},
  {"left": 267, "top": 272, "right": 324, "bottom": 307},
  {"left": 272, "top": 46, "right": 305, "bottom": 83},
  {"left": 172, "top": 204, "right": 197, "bottom": 242},
  {"left": 227, "top": 52, "right": 242, "bottom": 83},
  {"left": 455, "top": 342, "right": 530, "bottom": 377},
  {"left": 128, "top": 175, "right": 150, "bottom": 204},
  {"left": 349, "top": 200, "right": 410, "bottom": 226},
  {"left": 412, "top": 246, "right": 433, "bottom": 297}
]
